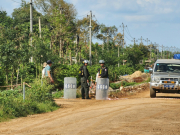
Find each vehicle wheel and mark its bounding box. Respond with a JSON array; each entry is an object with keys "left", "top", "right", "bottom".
[{"left": 150, "top": 87, "right": 156, "bottom": 98}]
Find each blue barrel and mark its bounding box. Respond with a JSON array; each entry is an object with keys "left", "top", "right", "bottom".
[
  {"left": 96, "top": 78, "right": 109, "bottom": 100},
  {"left": 144, "top": 69, "right": 149, "bottom": 73},
  {"left": 64, "top": 77, "right": 77, "bottom": 99},
  {"left": 174, "top": 54, "right": 180, "bottom": 59}
]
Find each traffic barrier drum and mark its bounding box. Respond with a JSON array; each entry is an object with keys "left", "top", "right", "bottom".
[
  {"left": 96, "top": 78, "right": 109, "bottom": 100},
  {"left": 64, "top": 77, "right": 77, "bottom": 99}
]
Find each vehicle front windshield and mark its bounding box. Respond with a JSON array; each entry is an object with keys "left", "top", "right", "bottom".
[{"left": 154, "top": 63, "right": 180, "bottom": 73}]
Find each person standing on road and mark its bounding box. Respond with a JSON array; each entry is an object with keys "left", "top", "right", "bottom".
[
  {"left": 44, "top": 60, "right": 54, "bottom": 84},
  {"left": 98, "top": 60, "right": 108, "bottom": 78},
  {"left": 79, "top": 60, "right": 90, "bottom": 99}
]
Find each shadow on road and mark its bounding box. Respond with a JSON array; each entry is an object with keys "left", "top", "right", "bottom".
[{"left": 155, "top": 96, "right": 180, "bottom": 99}]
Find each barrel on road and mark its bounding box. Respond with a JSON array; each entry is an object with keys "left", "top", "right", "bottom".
[
  {"left": 96, "top": 78, "right": 109, "bottom": 100},
  {"left": 64, "top": 77, "right": 77, "bottom": 99}
]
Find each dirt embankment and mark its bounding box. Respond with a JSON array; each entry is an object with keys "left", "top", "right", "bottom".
[
  {"left": 120, "top": 71, "right": 150, "bottom": 83},
  {"left": 109, "top": 83, "right": 150, "bottom": 98}
]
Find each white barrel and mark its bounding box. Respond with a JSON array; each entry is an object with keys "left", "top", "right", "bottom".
[
  {"left": 64, "top": 77, "right": 77, "bottom": 99},
  {"left": 96, "top": 78, "right": 109, "bottom": 100}
]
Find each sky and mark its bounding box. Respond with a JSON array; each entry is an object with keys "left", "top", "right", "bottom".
[{"left": 1, "top": 0, "right": 180, "bottom": 52}]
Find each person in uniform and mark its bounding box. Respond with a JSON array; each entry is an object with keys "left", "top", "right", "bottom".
[
  {"left": 80, "top": 60, "right": 90, "bottom": 99},
  {"left": 98, "top": 60, "right": 108, "bottom": 78}
]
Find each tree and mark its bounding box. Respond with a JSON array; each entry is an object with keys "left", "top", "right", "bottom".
[
  {"left": 124, "top": 44, "right": 149, "bottom": 69},
  {"left": 97, "top": 24, "right": 118, "bottom": 43},
  {"left": 0, "top": 10, "right": 13, "bottom": 27},
  {"left": 12, "top": 0, "right": 42, "bottom": 25}
]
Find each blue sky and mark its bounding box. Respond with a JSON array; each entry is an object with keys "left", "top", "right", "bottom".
[{"left": 1, "top": 0, "right": 180, "bottom": 52}]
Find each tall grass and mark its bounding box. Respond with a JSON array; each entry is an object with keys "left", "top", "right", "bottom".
[{"left": 0, "top": 79, "right": 59, "bottom": 122}]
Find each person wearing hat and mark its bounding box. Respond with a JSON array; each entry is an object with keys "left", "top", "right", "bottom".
[
  {"left": 98, "top": 60, "right": 108, "bottom": 78},
  {"left": 44, "top": 60, "right": 54, "bottom": 84},
  {"left": 79, "top": 60, "right": 90, "bottom": 99}
]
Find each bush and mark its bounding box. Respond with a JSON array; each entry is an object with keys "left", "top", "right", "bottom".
[
  {"left": 52, "top": 90, "right": 64, "bottom": 99},
  {"left": 0, "top": 79, "right": 59, "bottom": 122},
  {"left": 76, "top": 89, "right": 82, "bottom": 98},
  {"left": 0, "top": 67, "right": 5, "bottom": 88}
]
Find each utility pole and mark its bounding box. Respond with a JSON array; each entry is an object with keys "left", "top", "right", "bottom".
[
  {"left": 170, "top": 46, "right": 172, "bottom": 58},
  {"left": 75, "top": 34, "right": 79, "bottom": 64},
  {"left": 150, "top": 42, "right": 152, "bottom": 60},
  {"left": 120, "top": 23, "right": 127, "bottom": 66},
  {"left": 161, "top": 45, "right": 163, "bottom": 59},
  {"left": 88, "top": 11, "right": 92, "bottom": 66},
  {"left": 154, "top": 42, "right": 159, "bottom": 59},
  {"left": 59, "top": 7, "right": 63, "bottom": 59},
  {"left": 131, "top": 38, "right": 138, "bottom": 45},
  {"left": 145, "top": 38, "right": 150, "bottom": 60},
  {"left": 167, "top": 47, "right": 169, "bottom": 59},
  {"left": 138, "top": 36, "right": 144, "bottom": 44},
  {"left": 30, "top": 0, "right": 33, "bottom": 62},
  {"left": 118, "top": 41, "right": 120, "bottom": 67},
  {"left": 107, "top": 27, "right": 110, "bottom": 50},
  {"left": 145, "top": 38, "right": 150, "bottom": 46},
  {"left": 39, "top": 17, "right": 41, "bottom": 38}
]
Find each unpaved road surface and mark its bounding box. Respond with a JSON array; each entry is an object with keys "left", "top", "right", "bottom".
[{"left": 1, "top": 89, "right": 180, "bottom": 135}]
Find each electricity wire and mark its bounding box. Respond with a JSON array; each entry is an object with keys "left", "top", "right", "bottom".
[
  {"left": 124, "top": 33, "right": 132, "bottom": 41},
  {"left": 76, "top": 12, "right": 89, "bottom": 17},
  {"left": 126, "top": 26, "right": 134, "bottom": 39},
  {"left": 125, "top": 29, "right": 134, "bottom": 39},
  {"left": 125, "top": 27, "right": 134, "bottom": 39},
  {"left": 11, "top": 0, "right": 21, "bottom": 4}
]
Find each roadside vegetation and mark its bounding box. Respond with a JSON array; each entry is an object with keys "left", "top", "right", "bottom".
[
  {"left": 0, "top": 79, "right": 59, "bottom": 122},
  {"left": 110, "top": 77, "right": 150, "bottom": 89}
]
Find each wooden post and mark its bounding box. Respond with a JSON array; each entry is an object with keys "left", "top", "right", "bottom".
[{"left": 23, "top": 82, "right": 25, "bottom": 100}]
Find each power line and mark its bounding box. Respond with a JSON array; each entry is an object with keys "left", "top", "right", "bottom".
[
  {"left": 124, "top": 34, "right": 132, "bottom": 41},
  {"left": 11, "top": 0, "right": 21, "bottom": 4},
  {"left": 76, "top": 12, "right": 89, "bottom": 17},
  {"left": 93, "top": 16, "right": 103, "bottom": 29},
  {"left": 124, "top": 27, "right": 133, "bottom": 39},
  {"left": 125, "top": 26, "right": 134, "bottom": 39}
]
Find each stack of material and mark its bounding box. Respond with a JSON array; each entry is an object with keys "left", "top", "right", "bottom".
[{"left": 120, "top": 71, "right": 150, "bottom": 83}]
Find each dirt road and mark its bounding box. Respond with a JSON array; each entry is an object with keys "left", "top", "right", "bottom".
[{"left": 1, "top": 89, "right": 180, "bottom": 135}]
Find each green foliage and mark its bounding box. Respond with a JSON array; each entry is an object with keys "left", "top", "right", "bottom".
[
  {"left": 110, "top": 83, "right": 121, "bottom": 89},
  {"left": 53, "top": 64, "right": 80, "bottom": 88},
  {"left": 0, "top": 79, "right": 58, "bottom": 122},
  {"left": 0, "top": 11, "right": 13, "bottom": 27},
  {"left": 12, "top": 0, "right": 42, "bottom": 25},
  {"left": 76, "top": 90, "right": 82, "bottom": 98},
  {"left": 52, "top": 89, "right": 82, "bottom": 99},
  {"left": 0, "top": 67, "right": 5, "bottom": 87},
  {"left": 124, "top": 44, "right": 149, "bottom": 70},
  {"left": 52, "top": 90, "right": 64, "bottom": 99}
]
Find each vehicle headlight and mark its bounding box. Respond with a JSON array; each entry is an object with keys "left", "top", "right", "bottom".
[{"left": 151, "top": 76, "right": 160, "bottom": 83}]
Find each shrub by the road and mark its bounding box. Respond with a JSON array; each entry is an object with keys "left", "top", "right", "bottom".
[
  {"left": 52, "top": 89, "right": 82, "bottom": 99},
  {"left": 0, "top": 79, "right": 59, "bottom": 122},
  {"left": 52, "top": 90, "right": 64, "bottom": 99},
  {"left": 110, "top": 78, "right": 150, "bottom": 89}
]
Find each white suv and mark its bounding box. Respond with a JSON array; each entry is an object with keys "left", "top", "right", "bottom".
[{"left": 150, "top": 59, "right": 180, "bottom": 98}]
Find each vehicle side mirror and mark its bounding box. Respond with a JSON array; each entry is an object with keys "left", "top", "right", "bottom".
[{"left": 149, "top": 68, "right": 153, "bottom": 74}]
